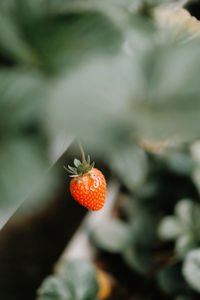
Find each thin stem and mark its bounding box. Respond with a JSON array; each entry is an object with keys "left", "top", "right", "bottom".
[{"left": 78, "top": 141, "right": 86, "bottom": 164}]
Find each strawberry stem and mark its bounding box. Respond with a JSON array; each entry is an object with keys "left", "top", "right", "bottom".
[{"left": 78, "top": 141, "right": 87, "bottom": 164}]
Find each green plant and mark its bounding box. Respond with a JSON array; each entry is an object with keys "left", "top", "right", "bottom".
[
  {"left": 37, "top": 259, "right": 99, "bottom": 300},
  {"left": 90, "top": 148, "right": 200, "bottom": 297},
  {"left": 2, "top": 0, "right": 200, "bottom": 298},
  {"left": 1, "top": 0, "right": 200, "bottom": 225}
]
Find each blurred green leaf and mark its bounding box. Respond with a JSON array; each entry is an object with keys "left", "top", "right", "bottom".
[
  {"left": 175, "top": 199, "right": 200, "bottom": 236},
  {"left": 158, "top": 199, "right": 200, "bottom": 257},
  {"left": 130, "top": 40, "right": 200, "bottom": 142},
  {"left": 37, "top": 275, "right": 71, "bottom": 300},
  {"left": 0, "top": 67, "right": 49, "bottom": 227},
  {"left": 158, "top": 216, "right": 181, "bottom": 240},
  {"left": 45, "top": 30, "right": 200, "bottom": 155},
  {"left": 175, "top": 199, "right": 195, "bottom": 225},
  {"left": 158, "top": 264, "right": 189, "bottom": 294},
  {"left": 40, "top": 12, "right": 120, "bottom": 72},
  {"left": 123, "top": 245, "right": 153, "bottom": 273},
  {"left": 163, "top": 199, "right": 200, "bottom": 239},
  {"left": 130, "top": 214, "right": 158, "bottom": 247},
  {"left": 90, "top": 219, "right": 131, "bottom": 253},
  {"left": 175, "top": 235, "right": 198, "bottom": 259},
  {"left": 0, "top": 11, "right": 38, "bottom": 64},
  {"left": 183, "top": 249, "right": 200, "bottom": 293},
  {"left": 165, "top": 153, "right": 195, "bottom": 176},
  {"left": 37, "top": 260, "right": 98, "bottom": 300},
  {"left": 0, "top": 68, "right": 45, "bottom": 132},
  {"left": 62, "top": 260, "right": 98, "bottom": 300},
  {"left": 0, "top": 0, "right": 122, "bottom": 72},
  {"left": 0, "top": 138, "right": 48, "bottom": 228},
  {"left": 17, "top": 3, "right": 121, "bottom": 72},
  {"left": 108, "top": 143, "right": 148, "bottom": 191},
  {"left": 45, "top": 53, "right": 133, "bottom": 144}
]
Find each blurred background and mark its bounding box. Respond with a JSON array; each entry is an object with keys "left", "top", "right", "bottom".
[{"left": 1, "top": 0, "right": 200, "bottom": 299}]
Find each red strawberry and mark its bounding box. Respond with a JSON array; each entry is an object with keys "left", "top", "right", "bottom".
[{"left": 65, "top": 146, "right": 106, "bottom": 211}]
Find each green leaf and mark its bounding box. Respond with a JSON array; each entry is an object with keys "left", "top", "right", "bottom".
[
  {"left": 0, "top": 138, "right": 48, "bottom": 228},
  {"left": 0, "top": 0, "right": 122, "bottom": 71},
  {"left": 158, "top": 216, "right": 181, "bottom": 240},
  {"left": 0, "top": 11, "right": 38, "bottom": 64},
  {"left": 158, "top": 199, "right": 200, "bottom": 257},
  {"left": 74, "top": 159, "right": 81, "bottom": 167},
  {"left": 90, "top": 219, "right": 131, "bottom": 253},
  {"left": 158, "top": 264, "right": 189, "bottom": 295},
  {"left": 175, "top": 199, "right": 200, "bottom": 237},
  {"left": 62, "top": 260, "right": 99, "bottom": 300},
  {"left": 123, "top": 245, "right": 152, "bottom": 274},
  {"left": 37, "top": 260, "right": 98, "bottom": 300},
  {"left": 175, "top": 235, "right": 197, "bottom": 259},
  {"left": 0, "top": 68, "right": 45, "bottom": 132},
  {"left": 130, "top": 214, "right": 158, "bottom": 247},
  {"left": 37, "top": 275, "right": 71, "bottom": 300},
  {"left": 28, "top": 11, "right": 121, "bottom": 73},
  {"left": 108, "top": 143, "right": 148, "bottom": 191},
  {"left": 175, "top": 199, "right": 194, "bottom": 225},
  {"left": 45, "top": 53, "right": 134, "bottom": 147},
  {"left": 130, "top": 40, "right": 200, "bottom": 142},
  {"left": 45, "top": 28, "right": 200, "bottom": 156},
  {"left": 183, "top": 249, "right": 200, "bottom": 293},
  {"left": 165, "top": 153, "right": 194, "bottom": 176}
]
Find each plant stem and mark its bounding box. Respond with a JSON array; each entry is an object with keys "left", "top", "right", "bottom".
[{"left": 78, "top": 141, "right": 86, "bottom": 164}]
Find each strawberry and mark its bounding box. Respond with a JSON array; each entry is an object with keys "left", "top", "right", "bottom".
[{"left": 65, "top": 146, "right": 106, "bottom": 211}]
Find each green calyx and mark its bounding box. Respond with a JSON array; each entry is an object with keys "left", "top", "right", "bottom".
[{"left": 64, "top": 144, "right": 95, "bottom": 177}]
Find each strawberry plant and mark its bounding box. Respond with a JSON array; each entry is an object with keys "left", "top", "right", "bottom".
[{"left": 90, "top": 147, "right": 200, "bottom": 298}]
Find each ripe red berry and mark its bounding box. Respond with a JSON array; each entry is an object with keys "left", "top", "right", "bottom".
[
  {"left": 65, "top": 144, "right": 106, "bottom": 211},
  {"left": 70, "top": 168, "right": 106, "bottom": 211}
]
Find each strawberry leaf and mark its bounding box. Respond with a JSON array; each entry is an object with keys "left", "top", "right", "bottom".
[
  {"left": 37, "top": 259, "right": 99, "bottom": 300},
  {"left": 74, "top": 158, "right": 81, "bottom": 167},
  {"left": 90, "top": 219, "right": 131, "bottom": 253}
]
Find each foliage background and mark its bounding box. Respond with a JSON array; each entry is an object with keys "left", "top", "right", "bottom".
[{"left": 2, "top": 0, "right": 200, "bottom": 299}]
